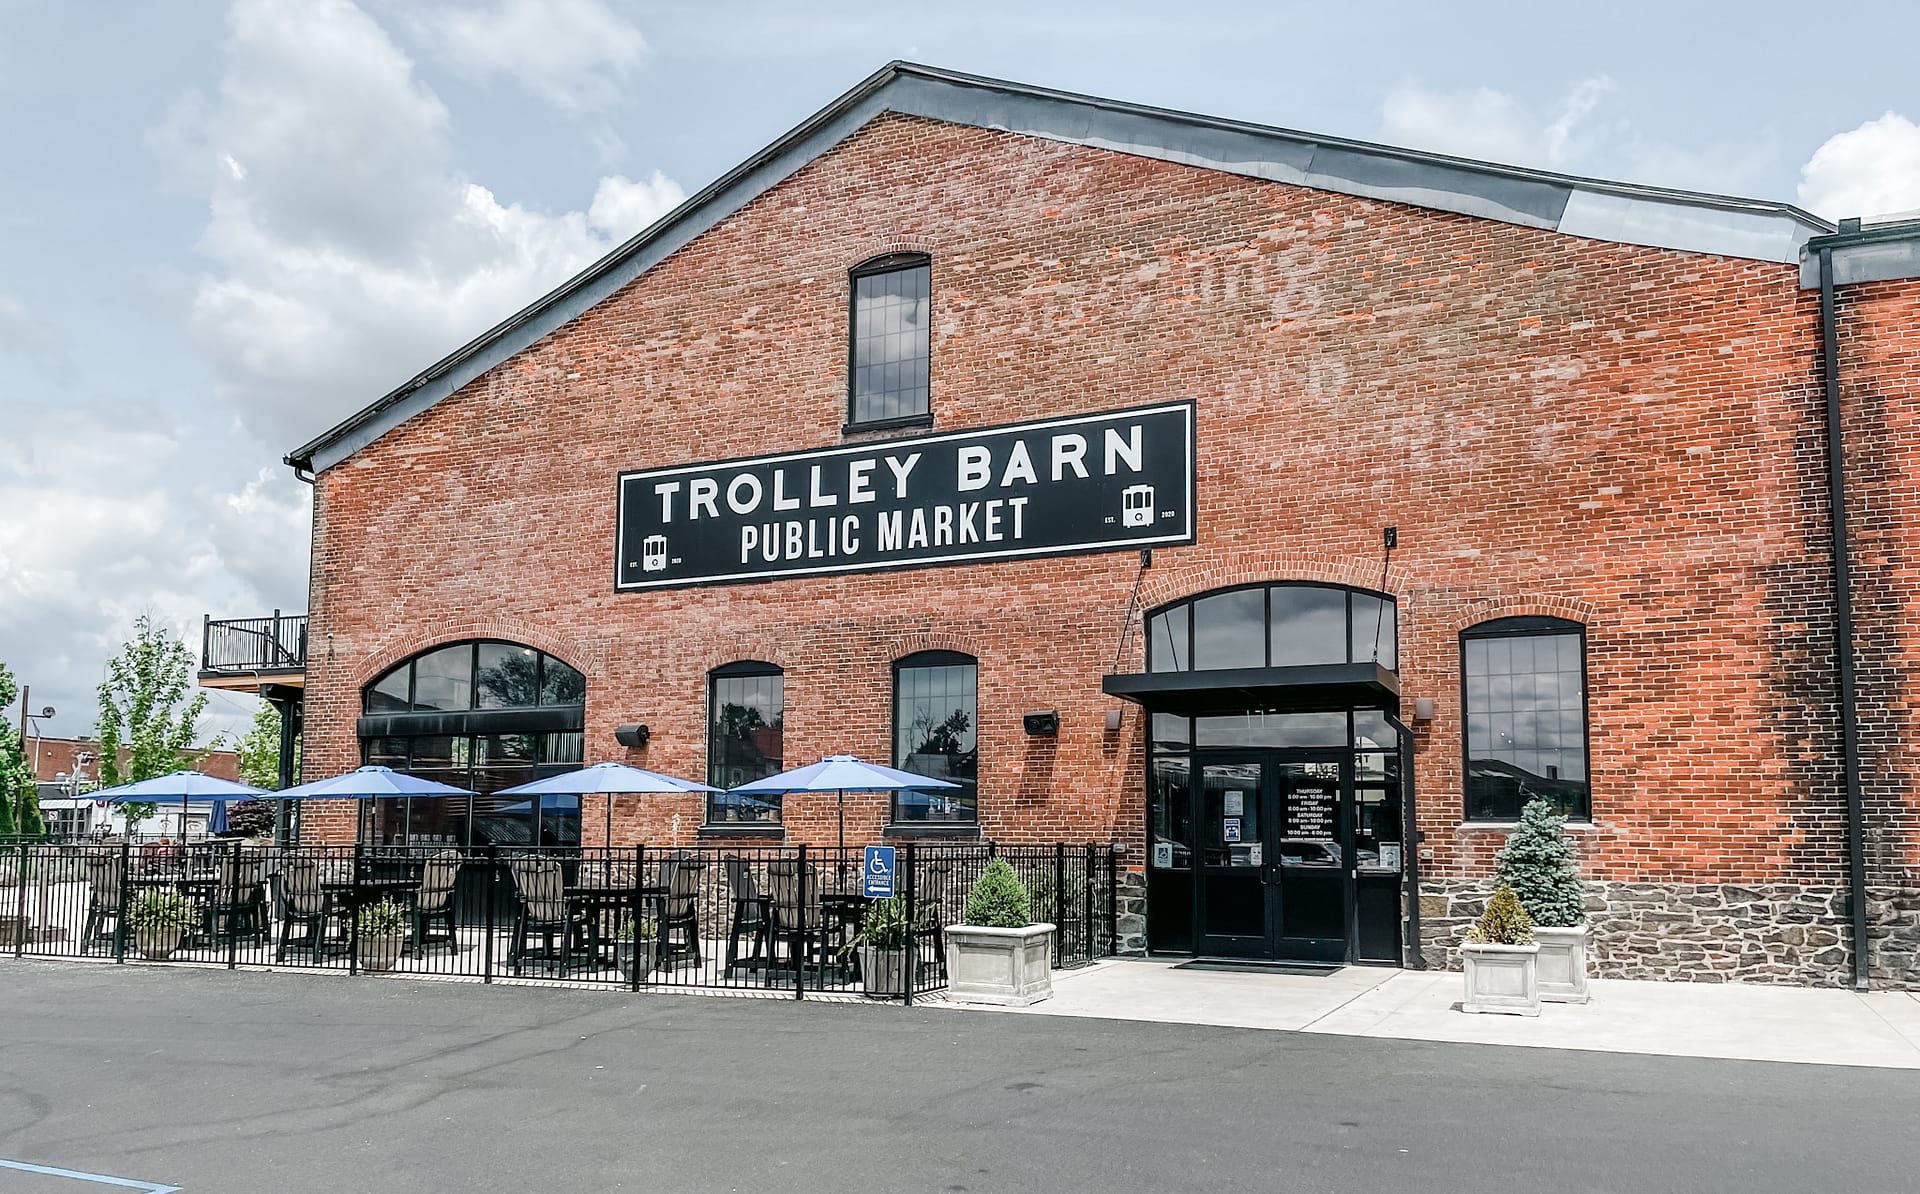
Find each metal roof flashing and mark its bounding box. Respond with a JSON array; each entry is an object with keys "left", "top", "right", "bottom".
[
  {"left": 1800, "top": 219, "right": 1920, "bottom": 288},
  {"left": 288, "top": 61, "right": 1835, "bottom": 475}
]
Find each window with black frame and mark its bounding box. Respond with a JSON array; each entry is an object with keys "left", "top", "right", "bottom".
[
  {"left": 848, "top": 253, "right": 931, "bottom": 427},
  {"left": 357, "top": 641, "right": 586, "bottom": 846},
  {"left": 707, "top": 662, "right": 784, "bottom": 823},
  {"left": 1461, "top": 617, "right": 1591, "bottom": 821},
  {"left": 892, "top": 652, "right": 978, "bottom": 823},
  {"left": 1145, "top": 583, "right": 1398, "bottom": 674}
]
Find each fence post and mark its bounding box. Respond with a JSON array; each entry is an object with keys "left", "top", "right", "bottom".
[
  {"left": 903, "top": 842, "right": 917, "bottom": 1006},
  {"left": 630, "top": 844, "right": 645, "bottom": 993},
  {"left": 1084, "top": 844, "right": 1096, "bottom": 961},
  {"left": 13, "top": 844, "right": 28, "bottom": 958},
  {"left": 1052, "top": 843, "right": 1065, "bottom": 966},
  {"left": 793, "top": 843, "right": 807, "bottom": 1001},
  {"left": 1106, "top": 847, "right": 1118, "bottom": 957},
  {"left": 482, "top": 845, "right": 498, "bottom": 983},
  {"left": 114, "top": 841, "right": 130, "bottom": 963},
  {"left": 347, "top": 842, "right": 363, "bottom": 976},
  {"left": 226, "top": 839, "right": 241, "bottom": 970}
]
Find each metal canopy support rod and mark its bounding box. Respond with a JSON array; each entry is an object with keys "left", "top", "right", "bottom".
[
  {"left": 1384, "top": 710, "right": 1423, "bottom": 970},
  {"left": 1818, "top": 244, "right": 1872, "bottom": 992}
]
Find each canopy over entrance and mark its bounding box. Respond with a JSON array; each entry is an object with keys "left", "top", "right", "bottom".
[{"left": 1102, "top": 662, "right": 1400, "bottom": 717}]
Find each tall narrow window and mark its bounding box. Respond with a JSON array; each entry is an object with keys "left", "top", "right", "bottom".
[
  {"left": 849, "top": 254, "right": 931, "bottom": 427},
  {"left": 707, "top": 662, "right": 785, "bottom": 823},
  {"left": 892, "top": 651, "right": 978, "bottom": 823},
  {"left": 1461, "top": 617, "right": 1590, "bottom": 821}
]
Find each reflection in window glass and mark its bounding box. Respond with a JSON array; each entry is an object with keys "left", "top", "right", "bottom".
[
  {"left": 1191, "top": 589, "right": 1266, "bottom": 671},
  {"left": 708, "top": 667, "right": 785, "bottom": 822},
  {"left": 366, "top": 671, "right": 410, "bottom": 714},
  {"left": 411, "top": 644, "right": 473, "bottom": 712},
  {"left": 1269, "top": 586, "right": 1347, "bottom": 667},
  {"left": 476, "top": 643, "right": 540, "bottom": 709},
  {"left": 1148, "top": 605, "right": 1188, "bottom": 672},
  {"left": 1148, "top": 756, "right": 1192, "bottom": 870},
  {"left": 1463, "top": 623, "right": 1589, "bottom": 821},
  {"left": 1196, "top": 712, "right": 1348, "bottom": 749},
  {"left": 893, "top": 655, "right": 978, "bottom": 823},
  {"left": 1349, "top": 593, "right": 1398, "bottom": 668},
  {"left": 541, "top": 657, "right": 586, "bottom": 706},
  {"left": 1150, "top": 712, "right": 1190, "bottom": 753},
  {"left": 851, "top": 260, "right": 931, "bottom": 425}
]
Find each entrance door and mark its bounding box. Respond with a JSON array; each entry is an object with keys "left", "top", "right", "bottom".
[
  {"left": 1193, "top": 751, "right": 1359, "bottom": 963},
  {"left": 1271, "top": 757, "right": 1350, "bottom": 963}
]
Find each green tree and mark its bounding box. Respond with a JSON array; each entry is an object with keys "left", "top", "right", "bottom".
[
  {"left": 0, "top": 661, "right": 39, "bottom": 839},
  {"left": 236, "top": 702, "right": 298, "bottom": 789},
  {"left": 1492, "top": 797, "right": 1587, "bottom": 928},
  {"left": 96, "top": 615, "right": 216, "bottom": 834}
]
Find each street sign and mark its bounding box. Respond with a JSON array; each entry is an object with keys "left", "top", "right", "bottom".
[{"left": 863, "top": 845, "right": 896, "bottom": 899}]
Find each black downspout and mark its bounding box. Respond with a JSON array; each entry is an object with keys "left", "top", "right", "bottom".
[
  {"left": 1385, "top": 710, "right": 1423, "bottom": 969},
  {"left": 1818, "top": 245, "right": 1872, "bottom": 991}
]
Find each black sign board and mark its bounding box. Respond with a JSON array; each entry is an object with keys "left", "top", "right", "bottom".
[{"left": 616, "top": 402, "right": 1195, "bottom": 590}]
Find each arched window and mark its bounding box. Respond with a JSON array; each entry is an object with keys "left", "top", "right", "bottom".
[
  {"left": 707, "top": 662, "right": 784, "bottom": 824},
  {"left": 1145, "top": 583, "right": 1397, "bottom": 674},
  {"left": 1461, "top": 617, "right": 1590, "bottom": 822},
  {"left": 358, "top": 641, "right": 585, "bottom": 847},
  {"left": 848, "top": 252, "right": 932, "bottom": 428},
  {"left": 892, "top": 651, "right": 978, "bottom": 824}
]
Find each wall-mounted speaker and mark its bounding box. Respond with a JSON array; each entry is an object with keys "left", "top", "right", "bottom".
[
  {"left": 614, "top": 723, "right": 651, "bottom": 748},
  {"left": 1022, "top": 711, "right": 1059, "bottom": 737}
]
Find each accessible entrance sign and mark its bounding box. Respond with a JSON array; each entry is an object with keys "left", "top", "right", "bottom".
[
  {"left": 616, "top": 402, "right": 1196, "bottom": 589},
  {"left": 863, "top": 846, "right": 896, "bottom": 899}
]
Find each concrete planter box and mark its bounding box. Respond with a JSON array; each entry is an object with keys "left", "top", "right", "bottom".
[
  {"left": 1461, "top": 942, "right": 1540, "bottom": 1016},
  {"left": 860, "top": 946, "right": 909, "bottom": 998},
  {"left": 945, "top": 923, "right": 1054, "bottom": 1006},
  {"left": 134, "top": 925, "right": 186, "bottom": 962},
  {"left": 0, "top": 914, "right": 27, "bottom": 948},
  {"left": 617, "top": 939, "right": 657, "bottom": 983},
  {"left": 1533, "top": 924, "right": 1592, "bottom": 1004},
  {"left": 357, "top": 932, "right": 405, "bottom": 973}
]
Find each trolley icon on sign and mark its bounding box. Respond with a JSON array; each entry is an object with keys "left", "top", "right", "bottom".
[
  {"left": 1121, "top": 484, "right": 1155, "bottom": 528},
  {"left": 641, "top": 534, "right": 669, "bottom": 573}
]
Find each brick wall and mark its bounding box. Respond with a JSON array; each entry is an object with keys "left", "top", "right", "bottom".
[{"left": 301, "top": 114, "right": 1868, "bottom": 912}]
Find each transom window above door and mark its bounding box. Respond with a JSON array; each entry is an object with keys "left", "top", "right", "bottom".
[{"left": 1145, "top": 584, "right": 1398, "bottom": 673}]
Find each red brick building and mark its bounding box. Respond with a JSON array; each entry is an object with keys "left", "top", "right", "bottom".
[{"left": 281, "top": 65, "right": 1920, "bottom": 987}]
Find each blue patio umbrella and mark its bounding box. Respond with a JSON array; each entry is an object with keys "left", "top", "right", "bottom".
[
  {"left": 97, "top": 769, "right": 270, "bottom": 839},
  {"left": 209, "top": 800, "right": 230, "bottom": 836},
  {"left": 728, "top": 755, "right": 958, "bottom": 860},
  {"left": 267, "top": 765, "right": 476, "bottom": 841},
  {"left": 495, "top": 762, "right": 718, "bottom": 843}
]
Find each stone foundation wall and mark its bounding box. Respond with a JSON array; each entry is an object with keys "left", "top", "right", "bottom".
[
  {"left": 1113, "top": 867, "right": 1148, "bottom": 955},
  {"left": 1417, "top": 880, "right": 1920, "bottom": 988}
]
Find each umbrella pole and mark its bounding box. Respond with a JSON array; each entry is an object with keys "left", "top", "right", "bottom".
[
  {"left": 837, "top": 789, "right": 846, "bottom": 888},
  {"left": 604, "top": 794, "right": 613, "bottom": 848}
]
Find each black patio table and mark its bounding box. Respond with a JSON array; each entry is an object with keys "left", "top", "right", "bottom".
[
  {"left": 565, "top": 884, "right": 666, "bottom": 970},
  {"left": 128, "top": 874, "right": 221, "bottom": 948}
]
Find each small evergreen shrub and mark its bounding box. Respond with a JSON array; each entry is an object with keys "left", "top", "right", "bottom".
[
  {"left": 1467, "top": 885, "right": 1536, "bottom": 946},
  {"left": 127, "top": 889, "right": 197, "bottom": 932},
  {"left": 1493, "top": 797, "right": 1587, "bottom": 928},
  {"left": 616, "top": 917, "right": 657, "bottom": 942},
  {"left": 964, "top": 858, "right": 1032, "bottom": 928},
  {"left": 855, "top": 896, "right": 911, "bottom": 950}
]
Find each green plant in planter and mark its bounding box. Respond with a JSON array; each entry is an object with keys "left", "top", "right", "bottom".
[
  {"left": 1467, "top": 885, "right": 1536, "bottom": 946},
  {"left": 853, "top": 896, "right": 911, "bottom": 951},
  {"left": 356, "top": 899, "right": 408, "bottom": 938},
  {"left": 127, "top": 889, "right": 198, "bottom": 932},
  {"left": 1494, "top": 798, "right": 1587, "bottom": 928},
  {"left": 615, "top": 917, "right": 658, "bottom": 942},
  {"left": 963, "top": 859, "right": 1032, "bottom": 928}
]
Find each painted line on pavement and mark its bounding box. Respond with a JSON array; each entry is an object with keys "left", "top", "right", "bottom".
[{"left": 0, "top": 1158, "right": 181, "bottom": 1192}]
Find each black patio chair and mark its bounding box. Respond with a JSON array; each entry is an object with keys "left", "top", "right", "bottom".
[
  {"left": 724, "top": 857, "right": 771, "bottom": 973},
  {"left": 277, "top": 856, "right": 345, "bottom": 960},
  {"left": 410, "top": 849, "right": 462, "bottom": 952},
  {"left": 506, "top": 857, "right": 588, "bottom": 974},
  {"left": 81, "top": 851, "right": 125, "bottom": 954},
  {"left": 763, "top": 858, "right": 825, "bottom": 980},
  {"left": 210, "top": 853, "right": 268, "bottom": 945},
  {"left": 659, "top": 855, "right": 708, "bottom": 969}
]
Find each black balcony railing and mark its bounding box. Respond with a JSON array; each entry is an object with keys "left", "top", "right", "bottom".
[{"left": 202, "top": 611, "right": 308, "bottom": 675}]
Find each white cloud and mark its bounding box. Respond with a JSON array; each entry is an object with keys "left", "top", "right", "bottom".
[
  {"left": 0, "top": 287, "right": 74, "bottom": 382},
  {"left": 1797, "top": 112, "right": 1920, "bottom": 222},
  {"left": 1378, "top": 76, "right": 1774, "bottom": 197},
  {"left": 415, "top": 0, "right": 647, "bottom": 111},
  {"left": 160, "top": 0, "right": 683, "bottom": 451}
]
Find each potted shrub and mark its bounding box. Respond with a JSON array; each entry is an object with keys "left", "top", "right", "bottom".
[
  {"left": 945, "top": 858, "right": 1054, "bottom": 1006},
  {"left": 1461, "top": 885, "right": 1540, "bottom": 1016},
  {"left": 616, "top": 917, "right": 658, "bottom": 982},
  {"left": 1496, "top": 797, "right": 1591, "bottom": 1003},
  {"left": 355, "top": 899, "right": 408, "bottom": 973},
  {"left": 127, "top": 889, "right": 198, "bottom": 961},
  {"left": 852, "top": 895, "right": 911, "bottom": 998}
]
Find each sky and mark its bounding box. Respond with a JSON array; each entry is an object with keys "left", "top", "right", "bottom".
[{"left": 2, "top": 0, "right": 1919, "bottom": 750}]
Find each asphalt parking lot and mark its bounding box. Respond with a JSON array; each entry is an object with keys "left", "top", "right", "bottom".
[{"left": 0, "top": 961, "right": 1915, "bottom": 1193}]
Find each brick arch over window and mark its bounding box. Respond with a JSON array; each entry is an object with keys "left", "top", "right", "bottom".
[
  {"left": 880, "top": 629, "right": 989, "bottom": 664},
  {"left": 351, "top": 621, "right": 598, "bottom": 691},
  {"left": 1135, "top": 551, "right": 1394, "bottom": 612},
  {"left": 841, "top": 238, "right": 938, "bottom": 269},
  {"left": 1445, "top": 595, "right": 1598, "bottom": 638},
  {"left": 692, "top": 635, "right": 794, "bottom": 678}
]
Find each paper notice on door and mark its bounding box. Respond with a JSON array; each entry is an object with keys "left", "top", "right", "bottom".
[
  {"left": 1153, "top": 841, "right": 1174, "bottom": 869},
  {"left": 1223, "top": 818, "right": 1242, "bottom": 843},
  {"left": 1223, "top": 791, "right": 1244, "bottom": 816},
  {"left": 1248, "top": 843, "right": 1262, "bottom": 866},
  {"left": 1379, "top": 843, "right": 1402, "bottom": 872}
]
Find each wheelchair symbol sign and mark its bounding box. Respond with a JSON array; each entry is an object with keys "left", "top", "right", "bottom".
[{"left": 864, "top": 846, "right": 896, "bottom": 898}]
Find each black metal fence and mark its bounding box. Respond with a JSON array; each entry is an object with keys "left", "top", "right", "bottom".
[
  {"left": 0, "top": 841, "right": 1116, "bottom": 1002},
  {"left": 202, "top": 611, "right": 308, "bottom": 675}
]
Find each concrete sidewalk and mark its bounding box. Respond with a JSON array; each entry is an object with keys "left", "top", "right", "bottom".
[{"left": 935, "top": 957, "right": 1920, "bottom": 1069}]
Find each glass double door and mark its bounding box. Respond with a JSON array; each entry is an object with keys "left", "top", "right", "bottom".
[{"left": 1194, "top": 751, "right": 1400, "bottom": 964}]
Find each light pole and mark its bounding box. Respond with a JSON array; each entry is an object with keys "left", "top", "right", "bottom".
[{"left": 19, "top": 691, "right": 56, "bottom": 778}]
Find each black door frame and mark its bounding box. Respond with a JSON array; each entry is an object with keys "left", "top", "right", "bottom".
[{"left": 1191, "top": 746, "right": 1356, "bottom": 964}]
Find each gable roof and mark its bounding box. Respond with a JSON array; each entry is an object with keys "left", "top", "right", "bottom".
[{"left": 288, "top": 61, "right": 1834, "bottom": 475}]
